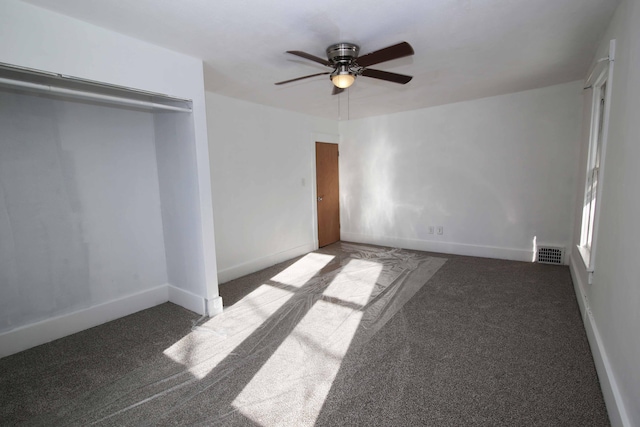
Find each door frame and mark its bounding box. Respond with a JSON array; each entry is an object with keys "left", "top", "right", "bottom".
[{"left": 310, "top": 133, "right": 340, "bottom": 249}]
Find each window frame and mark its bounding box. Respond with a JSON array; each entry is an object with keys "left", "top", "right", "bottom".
[{"left": 577, "top": 40, "right": 615, "bottom": 280}]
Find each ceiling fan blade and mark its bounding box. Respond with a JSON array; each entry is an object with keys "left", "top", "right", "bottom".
[
  {"left": 275, "top": 72, "right": 330, "bottom": 85},
  {"left": 356, "top": 42, "right": 414, "bottom": 68},
  {"left": 286, "top": 51, "right": 332, "bottom": 67},
  {"left": 361, "top": 69, "right": 413, "bottom": 84},
  {"left": 332, "top": 86, "right": 344, "bottom": 95}
]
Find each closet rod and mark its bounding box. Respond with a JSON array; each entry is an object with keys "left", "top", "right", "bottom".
[{"left": 0, "top": 77, "right": 192, "bottom": 113}]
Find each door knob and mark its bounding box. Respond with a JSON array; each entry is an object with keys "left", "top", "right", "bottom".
[{"left": 317, "top": 196, "right": 323, "bottom": 201}]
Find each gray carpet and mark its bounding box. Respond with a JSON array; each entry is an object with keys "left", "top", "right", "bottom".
[{"left": 0, "top": 242, "right": 609, "bottom": 426}]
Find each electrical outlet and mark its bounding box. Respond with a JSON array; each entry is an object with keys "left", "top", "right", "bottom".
[
  {"left": 437, "top": 226, "right": 444, "bottom": 235},
  {"left": 428, "top": 226, "right": 434, "bottom": 234}
]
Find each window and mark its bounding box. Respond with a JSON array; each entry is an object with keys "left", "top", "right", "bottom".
[
  {"left": 578, "top": 40, "right": 615, "bottom": 276},
  {"left": 579, "top": 82, "right": 606, "bottom": 265}
]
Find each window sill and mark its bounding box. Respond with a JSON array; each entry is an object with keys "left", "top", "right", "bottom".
[{"left": 576, "top": 245, "right": 595, "bottom": 284}]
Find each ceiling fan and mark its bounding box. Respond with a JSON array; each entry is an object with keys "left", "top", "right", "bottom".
[{"left": 275, "top": 41, "right": 414, "bottom": 95}]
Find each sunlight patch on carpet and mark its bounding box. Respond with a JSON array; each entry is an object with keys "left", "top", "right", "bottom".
[{"left": 232, "top": 259, "right": 382, "bottom": 425}]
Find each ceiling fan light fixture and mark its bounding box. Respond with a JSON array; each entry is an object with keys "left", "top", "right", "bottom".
[
  {"left": 331, "top": 64, "right": 355, "bottom": 89},
  {"left": 331, "top": 73, "right": 355, "bottom": 89}
]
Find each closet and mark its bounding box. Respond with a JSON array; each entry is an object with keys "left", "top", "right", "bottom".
[{"left": 0, "top": 64, "right": 207, "bottom": 334}]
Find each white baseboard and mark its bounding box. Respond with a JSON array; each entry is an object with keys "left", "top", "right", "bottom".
[
  {"left": 206, "top": 296, "right": 224, "bottom": 317},
  {"left": 0, "top": 285, "right": 169, "bottom": 358},
  {"left": 166, "top": 284, "right": 224, "bottom": 316},
  {"left": 217, "top": 242, "right": 316, "bottom": 283},
  {"left": 341, "top": 232, "right": 533, "bottom": 263},
  {"left": 569, "top": 253, "right": 631, "bottom": 427},
  {"left": 0, "top": 282, "right": 228, "bottom": 358},
  {"left": 167, "top": 284, "right": 206, "bottom": 315}
]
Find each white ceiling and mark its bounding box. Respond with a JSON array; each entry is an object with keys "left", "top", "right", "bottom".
[{"left": 23, "top": 0, "right": 618, "bottom": 120}]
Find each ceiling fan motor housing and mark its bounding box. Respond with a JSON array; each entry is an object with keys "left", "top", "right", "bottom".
[{"left": 326, "top": 43, "right": 360, "bottom": 64}]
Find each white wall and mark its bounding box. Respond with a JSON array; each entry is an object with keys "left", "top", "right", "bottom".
[
  {"left": 206, "top": 92, "right": 338, "bottom": 282},
  {"left": 0, "top": 92, "right": 167, "bottom": 332},
  {"left": 154, "top": 112, "right": 212, "bottom": 314},
  {"left": 339, "top": 81, "right": 583, "bottom": 262},
  {"left": 0, "top": 0, "right": 201, "bottom": 104},
  {"left": 569, "top": 0, "right": 640, "bottom": 425}
]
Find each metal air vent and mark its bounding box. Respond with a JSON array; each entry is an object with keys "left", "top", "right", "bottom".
[{"left": 537, "top": 246, "right": 564, "bottom": 265}]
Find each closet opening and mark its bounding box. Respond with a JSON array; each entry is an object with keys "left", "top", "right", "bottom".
[{"left": 0, "top": 62, "right": 210, "bottom": 342}]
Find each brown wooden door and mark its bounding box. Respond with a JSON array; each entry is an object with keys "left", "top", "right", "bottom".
[{"left": 316, "top": 142, "right": 340, "bottom": 247}]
